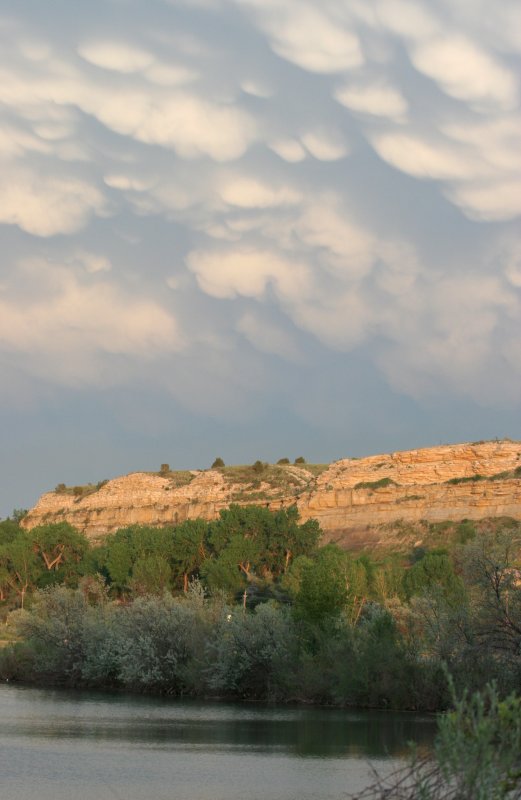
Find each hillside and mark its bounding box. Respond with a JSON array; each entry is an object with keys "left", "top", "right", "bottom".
[{"left": 22, "top": 440, "right": 521, "bottom": 548}]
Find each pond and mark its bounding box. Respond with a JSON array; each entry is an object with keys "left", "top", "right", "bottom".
[{"left": 0, "top": 684, "right": 436, "bottom": 800}]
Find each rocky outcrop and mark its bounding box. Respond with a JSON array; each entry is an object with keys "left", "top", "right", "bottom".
[
  {"left": 301, "top": 441, "right": 521, "bottom": 547},
  {"left": 22, "top": 440, "right": 521, "bottom": 545}
]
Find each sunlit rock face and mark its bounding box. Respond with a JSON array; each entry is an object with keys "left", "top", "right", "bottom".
[
  {"left": 298, "top": 440, "right": 521, "bottom": 548},
  {"left": 22, "top": 441, "right": 521, "bottom": 546}
]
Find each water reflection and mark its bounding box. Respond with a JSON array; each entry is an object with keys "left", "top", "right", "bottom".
[
  {"left": 0, "top": 684, "right": 434, "bottom": 756},
  {"left": 0, "top": 685, "right": 436, "bottom": 800}
]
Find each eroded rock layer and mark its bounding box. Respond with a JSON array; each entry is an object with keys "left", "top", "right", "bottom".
[{"left": 21, "top": 441, "right": 521, "bottom": 544}]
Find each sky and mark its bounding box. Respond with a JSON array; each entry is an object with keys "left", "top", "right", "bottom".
[{"left": 0, "top": 0, "right": 520, "bottom": 517}]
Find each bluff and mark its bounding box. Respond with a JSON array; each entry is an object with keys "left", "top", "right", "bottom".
[{"left": 22, "top": 440, "right": 521, "bottom": 547}]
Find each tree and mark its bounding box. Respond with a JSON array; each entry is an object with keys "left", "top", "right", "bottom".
[
  {"left": 294, "top": 544, "right": 350, "bottom": 624},
  {"left": 130, "top": 555, "right": 172, "bottom": 596},
  {"left": 461, "top": 530, "right": 521, "bottom": 658},
  {"left": 172, "top": 519, "right": 208, "bottom": 591},
  {"left": 0, "top": 530, "right": 41, "bottom": 608},
  {"left": 102, "top": 525, "right": 174, "bottom": 594},
  {"left": 31, "top": 523, "right": 89, "bottom": 578},
  {"left": 260, "top": 506, "right": 320, "bottom": 575},
  {"left": 403, "top": 551, "right": 464, "bottom": 603}
]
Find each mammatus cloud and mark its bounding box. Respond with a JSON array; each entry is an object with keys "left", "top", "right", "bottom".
[
  {"left": 0, "top": 0, "right": 519, "bottom": 423},
  {"left": 335, "top": 80, "right": 408, "bottom": 120},
  {"left": 237, "top": 0, "right": 364, "bottom": 73},
  {"left": 410, "top": 35, "right": 518, "bottom": 112},
  {"left": 0, "top": 159, "right": 107, "bottom": 236}
]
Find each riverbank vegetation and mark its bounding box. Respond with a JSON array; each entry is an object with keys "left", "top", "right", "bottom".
[
  {"left": 1, "top": 508, "right": 521, "bottom": 711},
  {"left": 352, "top": 680, "right": 521, "bottom": 800}
]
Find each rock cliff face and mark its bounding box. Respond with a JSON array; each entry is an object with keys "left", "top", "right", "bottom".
[{"left": 22, "top": 441, "right": 521, "bottom": 546}]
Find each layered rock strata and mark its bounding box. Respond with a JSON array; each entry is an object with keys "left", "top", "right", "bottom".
[{"left": 21, "top": 441, "right": 521, "bottom": 544}]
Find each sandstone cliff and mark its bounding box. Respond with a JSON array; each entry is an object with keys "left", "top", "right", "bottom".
[{"left": 22, "top": 440, "right": 521, "bottom": 547}]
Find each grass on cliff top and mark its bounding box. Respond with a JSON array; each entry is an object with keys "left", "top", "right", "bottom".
[
  {"left": 159, "top": 471, "right": 195, "bottom": 489},
  {"left": 216, "top": 463, "right": 328, "bottom": 501},
  {"left": 54, "top": 480, "right": 108, "bottom": 500},
  {"left": 54, "top": 463, "right": 330, "bottom": 502}
]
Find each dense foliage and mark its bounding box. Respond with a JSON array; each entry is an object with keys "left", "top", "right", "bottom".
[{"left": 1, "top": 510, "right": 521, "bottom": 711}]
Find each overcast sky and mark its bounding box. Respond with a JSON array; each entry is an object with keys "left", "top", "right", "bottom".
[{"left": 1, "top": 0, "right": 520, "bottom": 517}]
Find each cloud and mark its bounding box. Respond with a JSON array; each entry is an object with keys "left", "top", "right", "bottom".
[
  {"left": 0, "top": 49, "right": 256, "bottom": 162},
  {"left": 219, "top": 177, "right": 301, "bottom": 208},
  {"left": 411, "top": 34, "right": 518, "bottom": 111},
  {"left": 73, "top": 250, "right": 112, "bottom": 274},
  {"left": 335, "top": 80, "right": 408, "bottom": 120},
  {"left": 78, "top": 87, "right": 258, "bottom": 161},
  {"left": 237, "top": 1, "right": 363, "bottom": 73},
  {"left": 371, "top": 132, "right": 483, "bottom": 180},
  {"left": 375, "top": 0, "right": 441, "bottom": 40},
  {"left": 187, "top": 248, "right": 313, "bottom": 301},
  {"left": 240, "top": 79, "right": 272, "bottom": 98},
  {"left": 0, "top": 163, "right": 107, "bottom": 236},
  {"left": 269, "top": 139, "right": 307, "bottom": 162},
  {"left": 448, "top": 179, "right": 521, "bottom": 221},
  {"left": 0, "top": 259, "right": 183, "bottom": 386},
  {"left": 300, "top": 129, "right": 350, "bottom": 160},
  {"left": 0, "top": 122, "right": 51, "bottom": 157},
  {"left": 78, "top": 40, "right": 155, "bottom": 73},
  {"left": 294, "top": 199, "right": 376, "bottom": 279},
  {"left": 378, "top": 272, "right": 521, "bottom": 403},
  {"left": 0, "top": 0, "right": 520, "bottom": 422}
]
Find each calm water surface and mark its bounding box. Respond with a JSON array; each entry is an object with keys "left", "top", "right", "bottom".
[{"left": 0, "top": 684, "right": 435, "bottom": 800}]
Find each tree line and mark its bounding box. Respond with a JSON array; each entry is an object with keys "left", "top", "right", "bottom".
[{"left": 1, "top": 508, "right": 521, "bottom": 711}]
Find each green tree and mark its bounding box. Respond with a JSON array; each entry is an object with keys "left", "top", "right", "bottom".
[
  {"left": 294, "top": 544, "right": 349, "bottom": 624},
  {"left": 172, "top": 519, "right": 208, "bottom": 591},
  {"left": 102, "top": 525, "right": 174, "bottom": 594},
  {"left": 0, "top": 530, "right": 41, "bottom": 608},
  {"left": 130, "top": 555, "right": 172, "bottom": 596},
  {"left": 403, "top": 552, "right": 464, "bottom": 603},
  {"left": 31, "top": 523, "right": 89, "bottom": 580}
]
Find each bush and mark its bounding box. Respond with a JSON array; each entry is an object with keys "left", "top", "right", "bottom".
[
  {"left": 351, "top": 681, "right": 521, "bottom": 799},
  {"left": 114, "top": 595, "right": 207, "bottom": 693},
  {"left": 207, "top": 603, "right": 297, "bottom": 701},
  {"left": 354, "top": 477, "right": 396, "bottom": 490},
  {"left": 252, "top": 460, "right": 266, "bottom": 473},
  {"left": 294, "top": 456, "right": 306, "bottom": 464},
  {"left": 277, "top": 458, "right": 290, "bottom": 465},
  {"left": 211, "top": 457, "right": 225, "bottom": 468},
  {"left": 160, "top": 463, "right": 170, "bottom": 474}
]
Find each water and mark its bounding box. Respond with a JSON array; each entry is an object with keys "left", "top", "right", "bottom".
[{"left": 0, "top": 684, "right": 435, "bottom": 800}]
